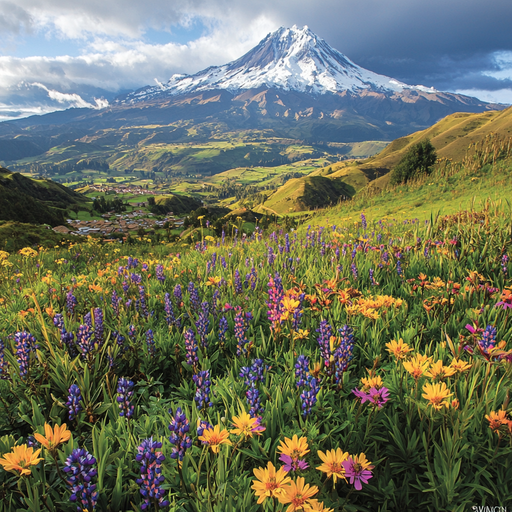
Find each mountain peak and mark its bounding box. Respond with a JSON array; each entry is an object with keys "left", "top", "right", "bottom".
[{"left": 120, "top": 26, "right": 438, "bottom": 103}]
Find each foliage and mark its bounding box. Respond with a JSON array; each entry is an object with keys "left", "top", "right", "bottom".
[
  {"left": 0, "top": 193, "right": 511, "bottom": 511},
  {"left": 390, "top": 139, "right": 437, "bottom": 185}
]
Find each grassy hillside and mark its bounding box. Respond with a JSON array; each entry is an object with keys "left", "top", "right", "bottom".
[
  {"left": 255, "top": 175, "right": 352, "bottom": 214},
  {"left": 312, "top": 106, "right": 512, "bottom": 194},
  {"left": 313, "top": 131, "right": 512, "bottom": 225},
  {"left": 0, "top": 167, "right": 89, "bottom": 226},
  {"left": 0, "top": 221, "right": 79, "bottom": 251}
]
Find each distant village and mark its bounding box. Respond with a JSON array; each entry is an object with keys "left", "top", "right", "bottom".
[{"left": 52, "top": 210, "right": 184, "bottom": 237}]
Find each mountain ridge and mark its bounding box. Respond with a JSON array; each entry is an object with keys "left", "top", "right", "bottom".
[{"left": 117, "top": 25, "right": 467, "bottom": 103}]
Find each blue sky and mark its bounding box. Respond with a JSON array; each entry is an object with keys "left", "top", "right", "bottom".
[{"left": 0, "top": 0, "right": 511, "bottom": 120}]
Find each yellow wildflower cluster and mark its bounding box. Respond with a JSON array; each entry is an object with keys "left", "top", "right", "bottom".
[
  {"left": 18, "top": 247, "right": 38, "bottom": 258},
  {"left": 346, "top": 294, "right": 404, "bottom": 319}
]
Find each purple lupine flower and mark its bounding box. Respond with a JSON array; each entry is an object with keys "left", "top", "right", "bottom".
[
  {"left": 164, "top": 293, "right": 177, "bottom": 327},
  {"left": 300, "top": 377, "right": 319, "bottom": 418},
  {"left": 240, "top": 359, "right": 266, "bottom": 387},
  {"left": 93, "top": 308, "right": 104, "bottom": 348},
  {"left": 197, "top": 418, "right": 213, "bottom": 440},
  {"left": 112, "top": 331, "right": 126, "bottom": 353},
  {"left": 234, "top": 307, "right": 250, "bottom": 357},
  {"left": 155, "top": 264, "right": 165, "bottom": 283},
  {"left": 361, "top": 212, "right": 367, "bottom": 230},
  {"left": 188, "top": 282, "right": 200, "bottom": 311},
  {"left": 292, "top": 293, "right": 305, "bottom": 331},
  {"left": 128, "top": 325, "right": 136, "bottom": 341},
  {"left": 501, "top": 254, "right": 509, "bottom": 275},
  {"left": 234, "top": 269, "right": 243, "bottom": 294},
  {"left": 184, "top": 329, "right": 199, "bottom": 368},
  {"left": 219, "top": 316, "right": 228, "bottom": 343},
  {"left": 193, "top": 370, "right": 212, "bottom": 409},
  {"left": 168, "top": 407, "right": 193, "bottom": 460},
  {"left": 84, "top": 312, "right": 93, "bottom": 329},
  {"left": 246, "top": 384, "right": 263, "bottom": 418},
  {"left": 266, "top": 272, "right": 284, "bottom": 330},
  {"left": 295, "top": 355, "right": 310, "bottom": 388},
  {"left": 53, "top": 313, "right": 65, "bottom": 331},
  {"left": 117, "top": 378, "right": 135, "bottom": 418},
  {"left": 66, "top": 384, "right": 83, "bottom": 421},
  {"left": 63, "top": 448, "right": 98, "bottom": 512},
  {"left": 174, "top": 284, "right": 183, "bottom": 304},
  {"left": 195, "top": 302, "right": 210, "bottom": 349},
  {"left": 334, "top": 325, "right": 355, "bottom": 384},
  {"left": 267, "top": 246, "right": 276, "bottom": 266},
  {"left": 351, "top": 262, "right": 358, "bottom": 280},
  {"left": 0, "top": 338, "right": 8, "bottom": 380},
  {"left": 138, "top": 286, "right": 149, "bottom": 319},
  {"left": 245, "top": 266, "right": 258, "bottom": 291},
  {"left": 211, "top": 288, "right": 220, "bottom": 319},
  {"left": 111, "top": 290, "right": 120, "bottom": 317},
  {"left": 76, "top": 324, "right": 93, "bottom": 359},
  {"left": 479, "top": 325, "right": 497, "bottom": 355},
  {"left": 316, "top": 320, "right": 333, "bottom": 371},
  {"left": 14, "top": 331, "right": 38, "bottom": 379},
  {"left": 127, "top": 257, "right": 139, "bottom": 269},
  {"left": 131, "top": 273, "right": 142, "bottom": 285},
  {"left": 135, "top": 438, "right": 169, "bottom": 509},
  {"left": 146, "top": 329, "right": 155, "bottom": 357},
  {"left": 66, "top": 291, "right": 78, "bottom": 315}
]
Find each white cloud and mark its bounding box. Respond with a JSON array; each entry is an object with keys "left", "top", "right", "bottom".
[
  {"left": 30, "top": 82, "right": 107, "bottom": 108},
  {"left": 0, "top": 0, "right": 511, "bottom": 119}
]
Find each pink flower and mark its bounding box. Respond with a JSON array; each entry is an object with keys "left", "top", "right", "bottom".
[
  {"left": 368, "top": 387, "right": 390, "bottom": 408},
  {"left": 279, "top": 454, "right": 309, "bottom": 472},
  {"left": 342, "top": 455, "right": 374, "bottom": 491}
]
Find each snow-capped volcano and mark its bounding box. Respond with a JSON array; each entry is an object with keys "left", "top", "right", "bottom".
[{"left": 122, "top": 25, "right": 436, "bottom": 103}]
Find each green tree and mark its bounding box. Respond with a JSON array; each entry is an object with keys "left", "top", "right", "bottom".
[{"left": 390, "top": 139, "right": 437, "bottom": 185}]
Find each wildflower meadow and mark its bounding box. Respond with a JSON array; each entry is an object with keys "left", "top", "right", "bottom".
[{"left": 0, "top": 205, "right": 511, "bottom": 511}]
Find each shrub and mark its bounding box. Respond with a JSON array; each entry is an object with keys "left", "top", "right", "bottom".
[{"left": 390, "top": 139, "right": 437, "bottom": 185}]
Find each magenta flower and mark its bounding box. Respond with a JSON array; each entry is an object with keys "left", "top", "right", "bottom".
[
  {"left": 279, "top": 454, "right": 309, "bottom": 472},
  {"left": 368, "top": 387, "right": 390, "bottom": 408},
  {"left": 342, "top": 455, "right": 374, "bottom": 491},
  {"left": 352, "top": 388, "right": 371, "bottom": 404}
]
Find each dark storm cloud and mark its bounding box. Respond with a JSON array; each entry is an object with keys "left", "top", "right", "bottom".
[{"left": 264, "top": 0, "right": 512, "bottom": 92}]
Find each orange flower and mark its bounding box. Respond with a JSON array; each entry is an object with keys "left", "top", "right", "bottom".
[
  {"left": 308, "top": 500, "right": 333, "bottom": 512},
  {"left": 231, "top": 412, "right": 265, "bottom": 439},
  {"left": 278, "top": 476, "right": 319, "bottom": 512},
  {"left": 485, "top": 410, "right": 510, "bottom": 432},
  {"left": 198, "top": 424, "right": 232, "bottom": 453},
  {"left": 0, "top": 444, "right": 43, "bottom": 476},
  {"left": 422, "top": 382, "right": 453, "bottom": 410},
  {"left": 34, "top": 423, "right": 71, "bottom": 452},
  {"left": 278, "top": 435, "right": 310, "bottom": 460},
  {"left": 252, "top": 461, "right": 291, "bottom": 504},
  {"left": 449, "top": 359, "right": 472, "bottom": 373},
  {"left": 403, "top": 354, "right": 431, "bottom": 380},
  {"left": 317, "top": 448, "right": 349, "bottom": 484},
  {"left": 385, "top": 338, "right": 413, "bottom": 361},
  {"left": 424, "top": 360, "right": 456, "bottom": 380}
]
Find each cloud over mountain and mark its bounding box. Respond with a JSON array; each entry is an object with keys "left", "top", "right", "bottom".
[{"left": 0, "top": 0, "right": 510, "bottom": 120}]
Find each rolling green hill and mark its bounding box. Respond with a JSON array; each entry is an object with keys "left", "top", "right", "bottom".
[
  {"left": 314, "top": 106, "right": 512, "bottom": 194},
  {"left": 254, "top": 175, "right": 352, "bottom": 214},
  {"left": 0, "top": 167, "right": 89, "bottom": 226}
]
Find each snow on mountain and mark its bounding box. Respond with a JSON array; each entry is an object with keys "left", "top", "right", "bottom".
[{"left": 122, "top": 25, "right": 437, "bottom": 104}]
